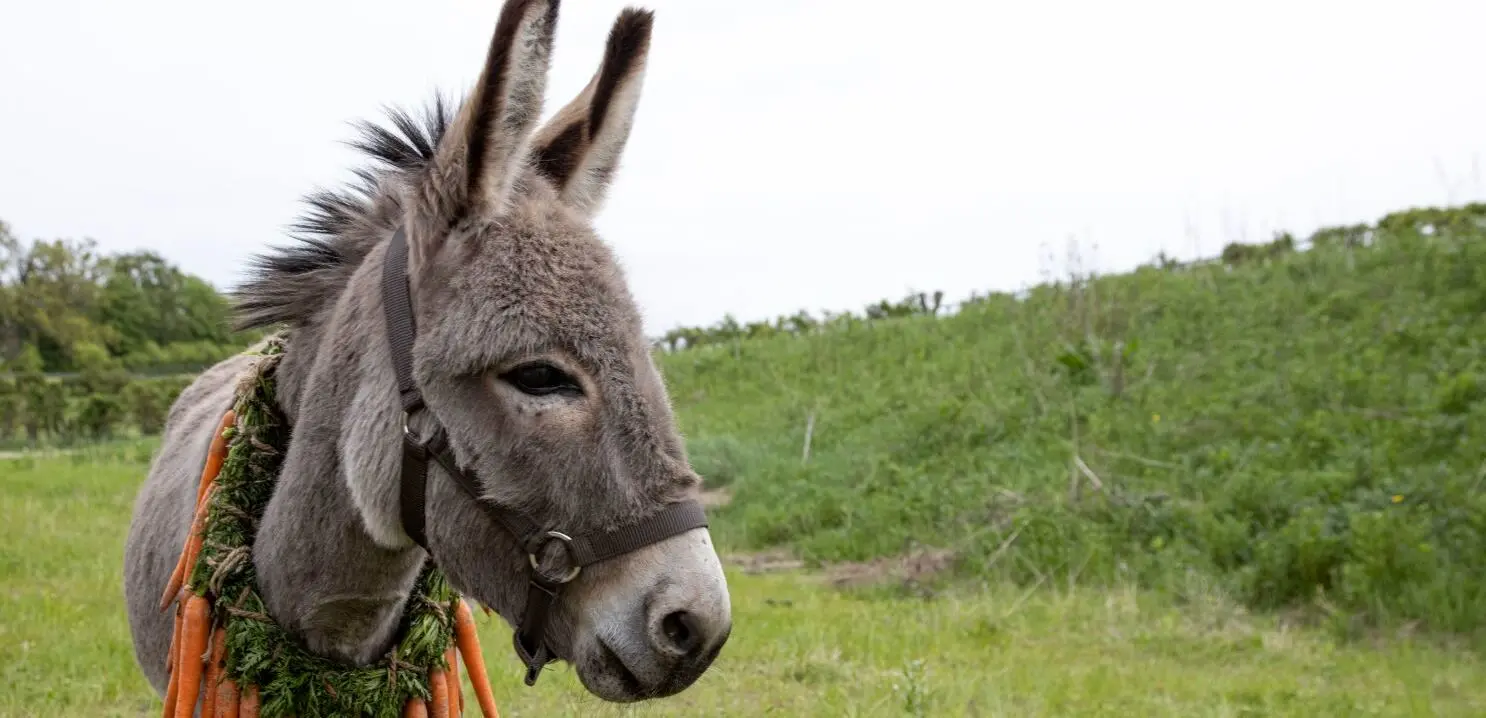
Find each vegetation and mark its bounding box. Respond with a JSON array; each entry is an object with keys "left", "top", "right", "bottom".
[
  {"left": 672, "top": 202, "right": 1486, "bottom": 646},
  {"left": 3, "top": 202, "right": 1485, "bottom": 712},
  {"left": 0, "top": 220, "right": 259, "bottom": 446},
  {"left": 4, "top": 447, "right": 1484, "bottom": 716}
]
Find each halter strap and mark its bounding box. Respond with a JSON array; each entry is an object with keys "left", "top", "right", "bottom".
[{"left": 380, "top": 226, "right": 709, "bottom": 685}]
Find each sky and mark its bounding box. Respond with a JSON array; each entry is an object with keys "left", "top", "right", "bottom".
[{"left": 3, "top": 0, "right": 1485, "bottom": 336}]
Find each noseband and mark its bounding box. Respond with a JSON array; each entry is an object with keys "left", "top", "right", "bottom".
[{"left": 379, "top": 227, "right": 709, "bottom": 686}]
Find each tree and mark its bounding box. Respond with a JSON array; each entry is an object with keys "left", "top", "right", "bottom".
[{"left": 100, "top": 251, "right": 232, "bottom": 357}]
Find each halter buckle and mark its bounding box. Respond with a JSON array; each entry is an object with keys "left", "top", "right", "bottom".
[{"left": 527, "top": 530, "right": 582, "bottom": 584}]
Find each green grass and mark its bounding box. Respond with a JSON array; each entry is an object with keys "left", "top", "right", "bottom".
[
  {"left": 664, "top": 204, "right": 1486, "bottom": 642},
  {"left": 3, "top": 448, "right": 1485, "bottom": 716}
]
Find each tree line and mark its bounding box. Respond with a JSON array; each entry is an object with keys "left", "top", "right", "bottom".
[
  {"left": 0, "top": 219, "right": 260, "bottom": 375},
  {"left": 2, "top": 202, "right": 1481, "bottom": 445},
  {"left": 655, "top": 203, "right": 1486, "bottom": 353},
  {"left": 0, "top": 219, "right": 261, "bottom": 445}
]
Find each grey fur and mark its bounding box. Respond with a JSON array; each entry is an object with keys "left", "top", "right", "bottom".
[{"left": 123, "top": 0, "right": 731, "bottom": 706}]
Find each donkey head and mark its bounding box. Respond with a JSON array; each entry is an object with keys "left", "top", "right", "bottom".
[{"left": 392, "top": 0, "right": 730, "bottom": 702}]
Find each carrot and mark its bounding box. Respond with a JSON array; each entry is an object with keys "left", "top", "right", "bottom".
[
  {"left": 161, "top": 600, "right": 185, "bottom": 716},
  {"left": 446, "top": 647, "right": 463, "bottom": 717},
  {"left": 404, "top": 698, "right": 430, "bottom": 718},
  {"left": 167, "top": 600, "right": 184, "bottom": 674},
  {"left": 238, "top": 685, "right": 260, "bottom": 718},
  {"left": 159, "top": 559, "right": 187, "bottom": 612},
  {"left": 196, "top": 411, "right": 235, "bottom": 505},
  {"left": 161, "top": 660, "right": 180, "bottom": 717},
  {"left": 453, "top": 600, "right": 500, "bottom": 718},
  {"left": 427, "top": 668, "right": 450, "bottom": 718},
  {"left": 203, "top": 626, "right": 226, "bottom": 716},
  {"left": 159, "top": 482, "right": 218, "bottom": 612},
  {"left": 216, "top": 678, "right": 240, "bottom": 718},
  {"left": 159, "top": 412, "right": 235, "bottom": 612},
  {"left": 184, "top": 482, "right": 224, "bottom": 589},
  {"left": 174, "top": 595, "right": 211, "bottom": 718}
]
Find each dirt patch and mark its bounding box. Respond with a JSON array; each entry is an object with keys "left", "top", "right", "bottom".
[
  {"left": 722, "top": 543, "right": 959, "bottom": 591},
  {"left": 723, "top": 548, "right": 807, "bottom": 575},
  {"left": 824, "top": 545, "right": 958, "bottom": 590},
  {"left": 0, "top": 448, "right": 78, "bottom": 460},
  {"left": 698, "top": 488, "right": 733, "bottom": 509}
]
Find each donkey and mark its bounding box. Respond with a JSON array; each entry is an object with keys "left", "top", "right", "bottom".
[{"left": 123, "top": 0, "right": 732, "bottom": 704}]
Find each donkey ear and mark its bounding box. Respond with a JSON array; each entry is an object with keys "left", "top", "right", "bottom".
[
  {"left": 425, "top": 0, "right": 560, "bottom": 222},
  {"left": 528, "top": 7, "right": 653, "bottom": 217}
]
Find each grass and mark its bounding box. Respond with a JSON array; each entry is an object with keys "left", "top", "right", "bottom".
[
  {"left": 5, "top": 204, "right": 1486, "bottom": 714},
  {"left": 3, "top": 446, "right": 1486, "bottom": 716},
  {"left": 663, "top": 204, "right": 1486, "bottom": 642}
]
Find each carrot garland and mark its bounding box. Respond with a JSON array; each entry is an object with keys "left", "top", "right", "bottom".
[{"left": 155, "top": 336, "right": 503, "bottom": 718}]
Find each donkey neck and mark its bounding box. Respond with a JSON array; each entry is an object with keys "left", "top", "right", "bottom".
[{"left": 251, "top": 245, "right": 428, "bottom": 666}]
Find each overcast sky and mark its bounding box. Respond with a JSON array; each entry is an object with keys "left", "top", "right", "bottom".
[{"left": 4, "top": 0, "right": 1484, "bottom": 335}]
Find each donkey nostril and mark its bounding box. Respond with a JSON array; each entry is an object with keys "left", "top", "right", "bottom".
[{"left": 660, "top": 610, "right": 701, "bottom": 654}]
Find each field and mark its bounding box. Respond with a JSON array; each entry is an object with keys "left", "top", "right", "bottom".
[
  {"left": 3, "top": 204, "right": 1486, "bottom": 715},
  {"left": 2, "top": 444, "right": 1484, "bottom": 716}
]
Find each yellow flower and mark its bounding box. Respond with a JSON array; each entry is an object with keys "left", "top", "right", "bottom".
[
  {"left": 1391, "top": 494, "right": 1404, "bottom": 504},
  {"left": 1152, "top": 413, "right": 1161, "bottom": 423}
]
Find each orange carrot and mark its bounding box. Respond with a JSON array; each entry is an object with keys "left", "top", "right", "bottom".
[
  {"left": 159, "top": 482, "right": 218, "bottom": 611},
  {"left": 174, "top": 595, "right": 211, "bottom": 718},
  {"left": 162, "top": 600, "right": 185, "bottom": 716},
  {"left": 404, "top": 698, "right": 429, "bottom": 718},
  {"left": 196, "top": 411, "right": 236, "bottom": 505},
  {"left": 183, "top": 483, "right": 222, "bottom": 590},
  {"left": 446, "top": 647, "right": 463, "bottom": 717},
  {"left": 203, "top": 626, "right": 226, "bottom": 716},
  {"left": 428, "top": 668, "right": 451, "bottom": 718},
  {"left": 167, "top": 600, "right": 183, "bottom": 674},
  {"left": 238, "top": 685, "right": 260, "bottom": 718},
  {"left": 216, "top": 678, "right": 240, "bottom": 718},
  {"left": 453, "top": 600, "right": 500, "bottom": 718},
  {"left": 161, "top": 660, "right": 180, "bottom": 717},
  {"left": 159, "top": 559, "right": 187, "bottom": 612},
  {"left": 160, "top": 412, "right": 234, "bottom": 612}
]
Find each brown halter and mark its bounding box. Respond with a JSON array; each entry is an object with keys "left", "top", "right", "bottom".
[{"left": 380, "top": 227, "right": 710, "bottom": 686}]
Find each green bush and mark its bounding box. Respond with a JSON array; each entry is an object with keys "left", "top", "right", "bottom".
[{"left": 3, "top": 374, "right": 193, "bottom": 446}]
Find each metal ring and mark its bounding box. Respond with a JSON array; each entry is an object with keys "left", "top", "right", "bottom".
[
  {"left": 402, "top": 410, "right": 419, "bottom": 442},
  {"left": 528, "top": 531, "right": 582, "bottom": 584}
]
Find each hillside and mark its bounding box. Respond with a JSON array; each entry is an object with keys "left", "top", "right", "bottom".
[{"left": 660, "top": 204, "right": 1486, "bottom": 641}]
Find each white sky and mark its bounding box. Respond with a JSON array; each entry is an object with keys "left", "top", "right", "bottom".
[{"left": 4, "top": 0, "right": 1485, "bottom": 335}]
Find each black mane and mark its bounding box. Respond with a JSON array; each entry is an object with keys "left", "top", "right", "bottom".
[{"left": 231, "top": 96, "right": 454, "bottom": 331}]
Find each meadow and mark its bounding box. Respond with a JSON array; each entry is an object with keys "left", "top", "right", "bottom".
[
  {"left": 3, "top": 203, "right": 1486, "bottom": 715},
  {"left": 2, "top": 444, "right": 1484, "bottom": 716}
]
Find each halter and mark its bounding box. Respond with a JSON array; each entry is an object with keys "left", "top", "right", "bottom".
[{"left": 379, "top": 226, "right": 710, "bottom": 686}]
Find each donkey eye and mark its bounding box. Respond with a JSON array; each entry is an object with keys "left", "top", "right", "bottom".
[{"left": 502, "top": 363, "right": 581, "bottom": 396}]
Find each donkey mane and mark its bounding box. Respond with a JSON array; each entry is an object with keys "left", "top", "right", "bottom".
[
  {"left": 231, "top": 97, "right": 455, "bottom": 331},
  {"left": 232, "top": 6, "right": 657, "bottom": 334}
]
